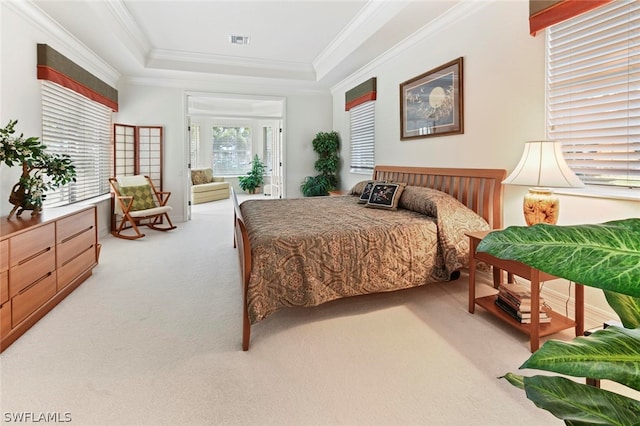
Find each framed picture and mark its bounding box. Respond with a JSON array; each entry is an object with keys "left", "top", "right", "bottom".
[{"left": 400, "top": 57, "right": 463, "bottom": 140}]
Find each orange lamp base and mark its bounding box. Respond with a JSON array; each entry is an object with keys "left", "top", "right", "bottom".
[{"left": 523, "top": 188, "right": 559, "bottom": 226}]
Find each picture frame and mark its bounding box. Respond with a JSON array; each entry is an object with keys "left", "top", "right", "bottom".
[{"left": 400, "top": 57, "right": 463, "bottom": 140}]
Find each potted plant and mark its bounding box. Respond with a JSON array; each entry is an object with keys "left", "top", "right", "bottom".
[
  {"left": 477, "top": 219, "right": 640, "bottom": 424},
  {"left": 238, "top": 154, "right": 265, "bottom": 194},
  {"left": 301, "top": 131, "right": 340, "bottom": 197},
  {"left": 0, "top": 120, "right": 76, "bottom": 219}
]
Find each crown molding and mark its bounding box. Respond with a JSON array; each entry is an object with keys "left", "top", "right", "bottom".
[
  {"left": 331, "top": 0, "right": 493, "bottom": 94},
  {"left": 120, "top": 73, "right": 330, "bottom": 96},
  {"left": 101, "top": 0, "right": 151, "bottom": 65},
  {"left": 146, "top": 48, "right": 316, "bottom": 81},
  {"left": 8, "top": 0, "right": 120, "bottom": 86},
  {"left": 313, "top": 0, "right": 407, "bottom": 82}
]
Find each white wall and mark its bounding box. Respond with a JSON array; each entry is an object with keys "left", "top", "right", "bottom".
[
  {"left": 331, "top": 0, "right": 639, "bottom": 325},
  {"left": 0, "top": 2, "right": 332, "bottom": 229},
  {"left": 333, "top": 1, "right": 545, "bottom": 189}
]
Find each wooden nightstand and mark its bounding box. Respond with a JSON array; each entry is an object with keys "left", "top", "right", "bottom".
[{"left": 466, "top": 230, "right": 584, "bottom": 352}]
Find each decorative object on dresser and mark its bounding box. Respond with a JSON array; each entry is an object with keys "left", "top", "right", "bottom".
[
  {"left": 0, "top": 206, "right": 98, "bottom": 352},
  {"left": 0, "top": 120, "right": 76, "bottom": 220},
  {"left": 109, "top": 175, "right": 177, "bottom": 240},
  {"left": 234, "top": 165, "right": 506, "bottom": 350},
  {"left": 502, "top": 141, "right": 584, "bottom": 225},
  {"left": 477, "top": 220, "right": 640, "bottom": 424}
]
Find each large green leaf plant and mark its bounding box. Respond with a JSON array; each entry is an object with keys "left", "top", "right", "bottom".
[{"left": 477, "top": 219, "right": 640, "bottom": 424}]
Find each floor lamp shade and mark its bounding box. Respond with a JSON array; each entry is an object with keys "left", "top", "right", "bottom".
[{"left": 503, "top": 141, "right": 584, "bottom": 225}]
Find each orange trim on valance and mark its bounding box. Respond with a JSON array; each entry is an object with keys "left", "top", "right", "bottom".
[
  {"left": 37, "top": 44, "right": 118, "bottom": 112},
  {"left": 345, "top": 92, "right": 377, "bottom": 111},
  {"left": 345, "top": 77, "right": 377, "bottom": 111},
  {"left": 38, "top": 66, "right": 119, "bottom": 112},
  {"left": 529, "top": 0, "right": 612, "bottom": 36}
]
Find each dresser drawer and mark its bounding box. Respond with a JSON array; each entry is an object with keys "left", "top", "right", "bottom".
[
  {"left": 57, "top": 226, "right": 96, "bottom": 267},
  {"left": 57, "top": 245, "right": 96, "bottom": 291},
  {"left": 0, "top": 271, "right": 7, "bottom": 305},
  {"left": 9, "top": 248, "right": 56, "bottom": 298},
  {"left": 0, "top": 299, "right": 11, "bottom": 338},
  {"left": 0, "top": 239, "right": 8, "bottom": 272},
  {"left": 11, "top": 271, "right": 56, "bottom": 327},
  {"left": 57, "top": 209, "right": 95, "bottom": 244},
  {"left": 9, "top": 223, "right": 55, "bottom": 266}
]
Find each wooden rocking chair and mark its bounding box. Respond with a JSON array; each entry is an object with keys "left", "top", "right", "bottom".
[{"left": 109, "top": 175, "right": 177, "bottom": 240}]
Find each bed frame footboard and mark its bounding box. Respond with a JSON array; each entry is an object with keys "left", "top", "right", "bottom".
[{"left": 231, "top": 188, "right": 252, "bottom": 351}]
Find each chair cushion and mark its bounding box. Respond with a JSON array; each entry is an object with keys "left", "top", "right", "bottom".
[
  {"left": 191, "top": 181, "right": 230, "bottom": 193},
  {"left": 119, "top": 184, "right": 156, "bottom": 211}
]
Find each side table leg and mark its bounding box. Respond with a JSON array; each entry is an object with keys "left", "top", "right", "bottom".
[
  {"left": 530, "top": 269, "right": 541, "bottom": 352},
  {"left": 575, "top": 283, "right": 585, "bottom": 336},
  {"left": 469, "top": 261, "right": 476, "bottom": 314},
  {"left": 468, "top": 237, "right": 479, "bottom": 314}
]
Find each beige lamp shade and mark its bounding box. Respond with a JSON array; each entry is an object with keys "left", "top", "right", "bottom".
[{"left": 504, "top": 141, "right": 584, "bottom": 225}]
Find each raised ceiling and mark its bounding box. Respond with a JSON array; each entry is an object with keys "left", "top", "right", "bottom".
[{"left": 32, "top": 0, "right": 461, "bottom": 90}]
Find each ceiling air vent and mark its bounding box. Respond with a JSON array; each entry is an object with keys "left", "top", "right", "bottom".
[{"left": 229, "top": 35, "right": 250, "bottom": 45}]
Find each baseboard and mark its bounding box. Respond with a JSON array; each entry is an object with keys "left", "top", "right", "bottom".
[{"left": 541, "top": 285, "right": 617, "bottom": 330}]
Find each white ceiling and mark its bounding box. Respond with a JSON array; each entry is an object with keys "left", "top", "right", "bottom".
[{"left": 32, "top": 0, "right": 461, "bottom": 90}]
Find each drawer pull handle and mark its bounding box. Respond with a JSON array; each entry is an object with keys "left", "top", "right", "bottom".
[
  {"left": 18, "top": 246, "right": 51, "bottom": 265},
  {"left": 17, "top": 272, "right": 53, "bottom": 295},
  {"left": 61, "top": 225, "right": 94, "bottom": 244},
  {"left": 61, "top": 244, "right": 95, "bottom": 267}
]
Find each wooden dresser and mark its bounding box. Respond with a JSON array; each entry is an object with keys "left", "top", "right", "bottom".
[{"left": 0, "top": 206, "right": 98, "bottom": 352}]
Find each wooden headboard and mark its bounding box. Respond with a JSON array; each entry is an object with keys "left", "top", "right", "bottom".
[{"left": 372, "top": 165, "right": 506, "bottom": 229}]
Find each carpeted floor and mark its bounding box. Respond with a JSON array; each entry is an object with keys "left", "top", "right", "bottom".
[{"left": 0, "top": 195, "right": 566, "bottom": 425}]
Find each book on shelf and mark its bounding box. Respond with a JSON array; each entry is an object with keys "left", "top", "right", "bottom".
[
  {"left": 495, "top": 297, "right": 551, "bottom": 324},
  {"left": 498, "top": 282, "right": 545, "bottom": 313}
]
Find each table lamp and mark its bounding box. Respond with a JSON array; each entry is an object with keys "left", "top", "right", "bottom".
[{"left": 503, "top": 141, "right": 585, "bottom": 225}]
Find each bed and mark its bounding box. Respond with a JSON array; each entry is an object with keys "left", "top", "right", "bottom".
[{"left": 232, "top": 165, "right": 506, "bottom": 350}]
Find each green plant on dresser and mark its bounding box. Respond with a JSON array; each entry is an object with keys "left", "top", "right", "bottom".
[
  {"left": 0, "top": 120, "right": 76, "bottom": 219},
  {"left": 301, "top": 131, "right": 340, "bottom": 197},
  {"left": 477, "top": 219, "right": 640, "bottom": 425}
]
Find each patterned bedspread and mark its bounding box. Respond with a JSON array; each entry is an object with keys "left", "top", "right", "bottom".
[{"left": 240, "top": 190, "right": 489, "bottom": 324}]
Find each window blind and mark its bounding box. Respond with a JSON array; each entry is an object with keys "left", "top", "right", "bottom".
[
  {"left": 547, "top": 0, "right": 640, "bottom": 188},
  {"left": 349, "top": 101, "right": 375, "bottom": 174},
  {"left": 42, "top": 81, "right": 112, "bottom": 205}
]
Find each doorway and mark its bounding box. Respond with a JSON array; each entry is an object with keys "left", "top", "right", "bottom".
[{"left": 185, "top": 92, "right": 285, "bottom": 220}]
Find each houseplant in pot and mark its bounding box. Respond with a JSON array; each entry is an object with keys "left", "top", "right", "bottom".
[
  {"left": 238, "top": 154, "right": 265, "bottom": 194},
  {"left": 1, "top": 119, "right": 76, "bottom": 219},
  {"left": 477, "top": 219, "right": 640, "bottom": 424},
  {"left": 301, "top": 131, "right": 339, "bottom": 197}
]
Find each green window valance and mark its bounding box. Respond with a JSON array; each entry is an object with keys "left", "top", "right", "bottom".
[{"left": 37, "top": 44, "right": 118, "bottom": 111}]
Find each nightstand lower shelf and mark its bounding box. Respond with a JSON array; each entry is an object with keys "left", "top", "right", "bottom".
[
  {"left": 466, "top": 230, "right": 584, "bottom": 352},
  {"left": 475, "top": 295, "right": 577, "bottom": 338}
]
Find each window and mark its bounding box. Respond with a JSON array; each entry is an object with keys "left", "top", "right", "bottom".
[
  {"left": 41, "top": 81, "right": 112, "bottom": 206},
  {"left": 349, "top": 101, "right": 375, "bottom": 174},
  {"left": 547, "top": 0, "right": 640, "bottom": 188},
  {"left": 212, "top": 126, "right": 252, "bottom": 176}
]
